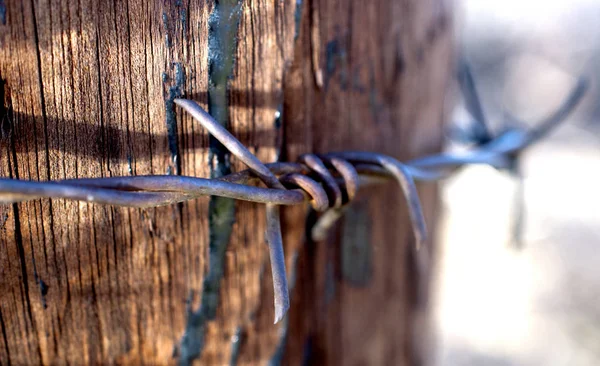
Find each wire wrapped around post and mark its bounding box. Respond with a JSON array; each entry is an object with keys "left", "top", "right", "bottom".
[{"left": 0, "top": 75, "right": 588, "bottom": 322}]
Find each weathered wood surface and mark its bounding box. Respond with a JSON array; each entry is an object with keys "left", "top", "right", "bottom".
[{"left": 0, "top": 0, "right": 453, "bottom": 364}]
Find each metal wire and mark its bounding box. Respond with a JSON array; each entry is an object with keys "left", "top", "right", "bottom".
[{"left": 0, "top": 75, "right": 587, "bottom": 323}]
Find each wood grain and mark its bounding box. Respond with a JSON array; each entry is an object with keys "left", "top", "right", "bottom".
[{"left": 0, "top": 0, "right": 453, "bottom": 364}]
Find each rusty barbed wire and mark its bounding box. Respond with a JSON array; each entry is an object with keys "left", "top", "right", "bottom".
[{"left": 0, "top": 73, "right": 588, "bottom": 323}]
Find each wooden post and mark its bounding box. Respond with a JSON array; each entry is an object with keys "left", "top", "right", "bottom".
[{"left": 0, "top": 0, "right": 453, "bottom": 364}]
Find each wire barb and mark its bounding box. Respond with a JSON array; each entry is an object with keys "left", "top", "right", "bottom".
[{"left": 175, "top": 98, "right": 290, "bottom": 324}]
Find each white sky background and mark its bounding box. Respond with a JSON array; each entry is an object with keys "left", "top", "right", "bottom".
[
  {"left": 434, "top": 1, "right": 600, "bottom": 366},
  {"left": 461, "top": 0, "right": 600, "bottom": 61}
]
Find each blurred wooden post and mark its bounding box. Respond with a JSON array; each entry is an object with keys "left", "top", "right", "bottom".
[{"left": 0, "top": 0, "right": 452, "bottom": 364}]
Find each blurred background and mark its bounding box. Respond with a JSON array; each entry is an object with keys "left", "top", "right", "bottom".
[{"left": 433, "top": 0, "right": 600, "bottom": 365}]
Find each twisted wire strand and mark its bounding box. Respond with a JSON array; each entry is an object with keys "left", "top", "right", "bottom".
[{"left": 0, "top": 76, "right": 586, "bottom": 322}]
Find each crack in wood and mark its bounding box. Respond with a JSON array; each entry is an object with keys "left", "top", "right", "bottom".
[
  {"left": 177, "top": 1, "right": 244, "bottom": 364},
  {"left": 228, "top": 326, "right": 243, "bottom": 366},
  {"left": 0, "top": 0, "right": 5, "bottom": 25},
  {"left": 163, "top": 62, "right": 186, "bottom": 175},
  {"left": 294, "top": 0, "right": 303, "bottom": 41}
]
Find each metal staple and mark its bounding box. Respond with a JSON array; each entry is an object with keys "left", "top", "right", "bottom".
[{"left": 0, "top": 74, "right": 588, "bottom": 323}]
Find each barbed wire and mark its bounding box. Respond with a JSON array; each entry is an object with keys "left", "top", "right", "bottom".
[
  {"left": 0, "top": 73, "right": 588, "bottom": 323},
  {"left": 451, "top": 62, "right": 589, "bottom": 248}
]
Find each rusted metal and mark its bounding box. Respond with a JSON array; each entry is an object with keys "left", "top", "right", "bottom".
[
  {"left": 279, "top": 173, "right": 329, "bottom": 212},
  {"left": 299, "top": 154, "right": 343, "bottom": 208},
  {"left": 327, "top": 152, "right": 428, "bottom": 250}
]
